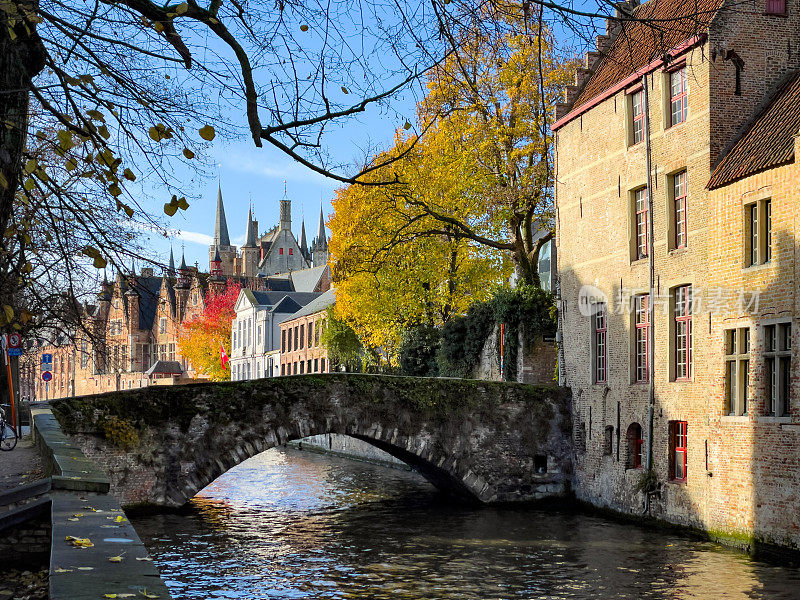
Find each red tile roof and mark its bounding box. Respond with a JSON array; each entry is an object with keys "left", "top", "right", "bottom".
[
  {"left": 570, "top": 0, "right": 723, "bottom": 114},
  {"left": 708, "top": 71, "right": 800, "bottom": 189}
]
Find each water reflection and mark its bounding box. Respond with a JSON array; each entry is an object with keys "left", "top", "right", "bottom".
[{"left": 132, "top": 448, "right": 800, "bottom": 600}]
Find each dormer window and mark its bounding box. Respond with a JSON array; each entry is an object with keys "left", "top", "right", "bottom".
[{"left": 765, "top": 0, "right": 786, "bottom": 14}]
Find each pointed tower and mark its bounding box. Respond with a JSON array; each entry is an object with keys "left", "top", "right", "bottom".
[
  {"left": 167, "top": 247, "right": 176, "bottom": 277},
  {"left": 175, "top": 249, "right": 191, "bottom": 321},
  {"left": 214, "top": 184, "right": 231, "bottom": 247},
  {"left": 209, "top": 184, "right": 237, "bottom": 276},
  {"left": 312, "top": 205, "right": 329, "bottom": 267},
  {"left": 300, "top": 219, "right": 309, "bottom": 262},
  {"left": 279, "top": 181, "right": 292, "bottom": 232},
  {"left": 240, "top": 206, "right": 260, "bottom": 277}
]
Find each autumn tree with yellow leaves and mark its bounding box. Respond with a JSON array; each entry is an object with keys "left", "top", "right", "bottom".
[{"left": 329, "top": 13, "right": 573, "bottom": 357}]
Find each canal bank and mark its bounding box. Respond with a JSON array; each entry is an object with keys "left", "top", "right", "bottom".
[{"left": 26, "top": 405, "right": 171, "bottom": 600}]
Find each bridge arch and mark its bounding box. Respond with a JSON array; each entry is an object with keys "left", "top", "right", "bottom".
[{"left": 50, "top": 374, "right": 572, "bottom": 508}]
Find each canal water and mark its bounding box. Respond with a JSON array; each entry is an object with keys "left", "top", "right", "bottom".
[{"left": 132, "top": 447, "right": 800, "bottom": 600}]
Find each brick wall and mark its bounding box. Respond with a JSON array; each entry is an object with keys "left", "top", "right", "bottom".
[{"left": 556, "top": 8, "right": 800, "bottom": 548}]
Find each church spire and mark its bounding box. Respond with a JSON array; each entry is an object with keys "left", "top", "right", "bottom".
[
  {"left": 315, "top": 204, "right": 327, "bottom": 251},
  {"left": 214, "top": 184, "right": 231, "bottom": 247},
  {"left": 167, "top": 246, "right": 175, "bottom": 275},
  {"left": 300, "top": 219, "right": 309, "bottom": 260},
  {"left": 243, "top": 206, "right": 257, "bottom": 247}
]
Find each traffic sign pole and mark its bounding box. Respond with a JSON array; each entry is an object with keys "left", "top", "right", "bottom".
[{"left": 3, "top": 341, "right": 17, "bottom": 430}]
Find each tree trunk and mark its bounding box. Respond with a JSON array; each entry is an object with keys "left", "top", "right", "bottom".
[{"left": 0, "top": 3, "right": 46, "bottom": 327}]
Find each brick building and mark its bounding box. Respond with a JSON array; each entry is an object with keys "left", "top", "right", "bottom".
[
  {"left": 279, "top": 288, "right": 335, "bottom": 375},
  {"left": 554, "top": 0, "right": 800, "bottom": 546}
]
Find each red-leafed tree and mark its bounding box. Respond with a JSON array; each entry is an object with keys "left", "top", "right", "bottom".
[{"left": 178, "top": 280, "right": 241, "bottom": 381}]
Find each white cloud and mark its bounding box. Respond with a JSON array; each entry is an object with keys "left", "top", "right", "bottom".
[
  {"left": 170, "top": 229, "right": 214, "bottom": 245},
  {"left": 220, "top": 150, "right": 340, "bottom": 189}
]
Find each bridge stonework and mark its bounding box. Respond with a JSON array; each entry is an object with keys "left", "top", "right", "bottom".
[{"left": 49, "top": 375, "right": 572, "bottom": 508}]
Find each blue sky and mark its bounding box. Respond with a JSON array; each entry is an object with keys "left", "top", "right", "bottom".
[{"left": 130, "top": 4, "right": 601, "bottom": 274}]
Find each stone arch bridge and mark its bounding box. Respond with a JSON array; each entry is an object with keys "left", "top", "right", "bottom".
[{"left": 49, "top": 374, "right": 572, "bottom": 508}]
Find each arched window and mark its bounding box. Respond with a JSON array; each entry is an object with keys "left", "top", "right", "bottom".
[{"left": 626, "top": 423, "right": 644, "bottom": 469}]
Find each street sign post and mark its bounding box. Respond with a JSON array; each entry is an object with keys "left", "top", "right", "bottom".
[
  {"left": 42, "top": 353, "right": 53, "bottom": 372},
  {"left": 42, "top": 371, "right": 52, "bottom": 382}
]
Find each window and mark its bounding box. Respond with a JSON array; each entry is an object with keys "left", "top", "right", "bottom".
[
  {"left": 765, "top": 322, "right": 792, "bottom": 416},
  {"left": 281, "top": 329, "right": 286, "bottom": 352},
  {"left": 765, "top": 0, "right": 786, "bottom": 14},
  {"left": 294, "top": 326, "right": 299, "bottom": 349},
  {"left": 321, "top": 358, "right": 326, "bottom": 372},
  {"left": 168, "top": 343, "right": 175, "bottom": 362},
  {"left": 281, "top": 364, "right": 285, "bottom": 376},
  {"left": 669, "top": 68, "right": 688, "bottom": 126},
  {"left": 159, "top": 317, "right": 167, "bottom": 334},
  {"left": 673, "top": 171, "right": 687, "bottom": 249},
  {"left": 80, "top": 340, "right": 88, "bottom": 369},
  {"left": 307, "top": 323, "right": 313, "bottom": 347},
  {"left": 631, "top": 90, "right": 644, "bottom": 144},
  {"left": 307, "top": 359, "right": 312, "bottom": 373},
  {"left": 725, "top": 328, "right": 750, "bottom": 416},
  {"left": 593, "top": 303, "right": 608, "bottom": 383},
  {"left": 314, "top": 358, "right": 319, "bottom": 372},
  {"left": 160, "top": 344, "right": 167, "bottom": 361},
  {"left": 603, "top": 426, "right": 614, "bottom": 455},
  {"left": 634, "top": 294, "right": 650, "bottom": 383},
  {"left": 746, "top": 199, "right": 772, "bottom": 267},
  {"left": 634, "top": 188, "right": 649, "bottom": 260},
  {"left": 293, "top": 362, "right": 298, "bottom": 375},
  {"left": 674, "top": 286, "right": 692, "bottom": 380},
  {"left": 289, "top": 248, "right": 293, "bottom": 255},
  {"left": 121, "top": 345, "right": 128, "bottom": 371},
  {"left": 315, "top": 322, "right": 320, "bottom": 345},
  {"left": 538, "top": 241, "right": 552, "bottom": 292},
  {"left": 257, "top": 325, "right": 262, "bottom": 345},
  {"left": 279, "top": 247, "right": 284, "bottom": 255},
  {"left": 669, "top": 421, "right": 688, "bottom": 482},
  {"left": 626, "top": 423, "right": 644, "bottom": 469},
  {"left": 300, "top": 324, "right": 304, "bottom": 348}
]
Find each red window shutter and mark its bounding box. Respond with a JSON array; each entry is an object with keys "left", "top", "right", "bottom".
[
  {"left": 279, "top": 247, "right": 284, "bottom": 255},
  {"left": 289, "top": 248, "right": 293, "bottom": 255},
  {"left": 766, "top": 0, "right": 786, "bottom": 14}
]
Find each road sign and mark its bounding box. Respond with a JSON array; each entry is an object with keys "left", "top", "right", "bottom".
[
  {"left": 42, "top": 371, "right": 52, "bottom": 382},
  {"left": 42, "top": 353, "right": 53, "bottom": 372},
  {"left": 7, "top": 349, "right": 22, "bottom": 357},
  {"left": 7, "top": 333, "right": 21, "bottom": 349}
]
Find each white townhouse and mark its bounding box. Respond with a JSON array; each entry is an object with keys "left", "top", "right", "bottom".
[{"left": 229, "top": 289, "right": 321, "bottom": 381}]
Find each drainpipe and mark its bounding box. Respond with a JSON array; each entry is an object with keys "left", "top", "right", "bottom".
[
  {"left": 554, "top": 131, "right": 567, "bottom": 388},
  {"left": 642, "top": 72, "right": 656, "bottom": 513}
]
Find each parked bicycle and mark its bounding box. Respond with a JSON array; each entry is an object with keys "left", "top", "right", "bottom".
[{"left": 0, "top": 405, "right": 17, "bottom": 451}]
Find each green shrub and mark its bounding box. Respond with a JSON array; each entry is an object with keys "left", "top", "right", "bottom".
[
  {"left": 438, "top": 284, "right": 556, "bottom": 380},
  {"left": 399, "top": 325, "right": 441, "bottom": 377}
]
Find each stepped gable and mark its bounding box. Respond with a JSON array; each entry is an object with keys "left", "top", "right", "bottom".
[
  {"left": 557, "top": 0, "right": 723, "bottom": 125},
  {"left": 708, "top": 70, "right": 800, "bottom": 189}
]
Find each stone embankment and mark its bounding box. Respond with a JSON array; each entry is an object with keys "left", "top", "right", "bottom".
[{"left": 17, "top": 406, "right": 171, "bottom": 600}]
